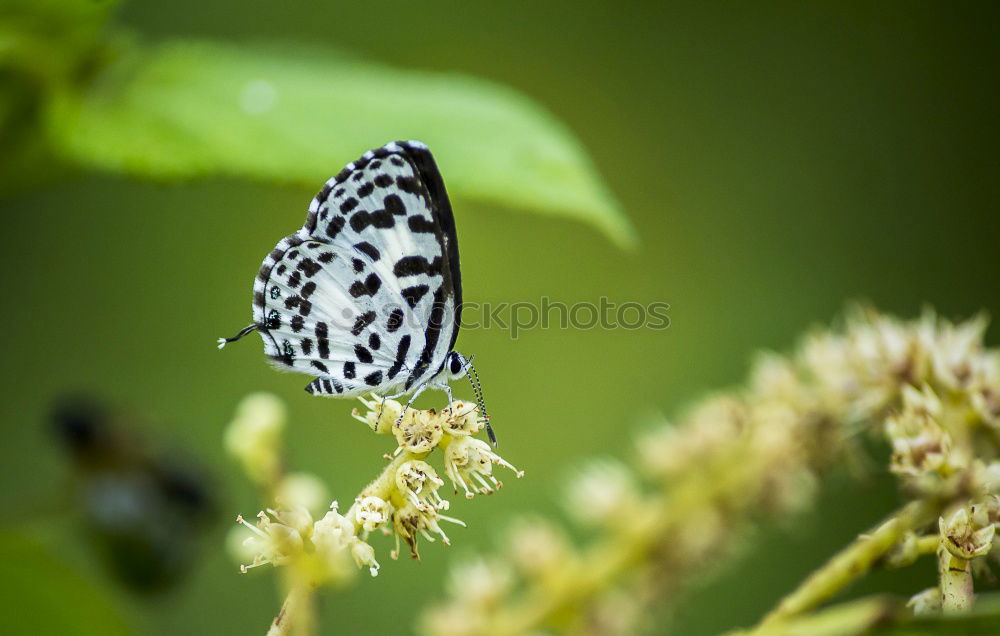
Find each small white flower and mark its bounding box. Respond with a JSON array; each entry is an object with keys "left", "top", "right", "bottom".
[
  {"left": 441, "top": 401, "right": 484, "bottom": 437},
  {"left": 353, "top": 495, "right": 390, "bottom": 533},
  {"left": 393, "top": 409, "right": 443, "bottom": 455},
  {"left": 565, "top": 460, "right": 639, "bottom": 527},
  {"left": 232, "top": 510, "right": 304, "bottom": 572},
  {"left": 350, "top": 539, "right": 380, "bottom": 576},
  {"left": 444, "top": 436, "right": 523, "bottom": 499},
  {"left": 393, "top": 500, "right": 467, "bottom": 558},
  {"left": 925, "top": 315, "right": 989, "bottom": 392},
  {"left": 224, "top": 393, "right": 286, "bottom": 485},
  {"left": 506, "top": 518, "right": 571, "bottom": 579},
  {"left": 396, "top": 460, "right": 448, "bottom": 511},
  {"left": 445, "top": 557, "right": 513, "bottom": 608},
  {"left": 274, "top": 472, "right": 329, "bottom": 516},
  {"left": 352, "top": 393, "right": 403, "bottom": 434},
  {"left": 940, "top": 505, "right": 995, "bottom": 560}
]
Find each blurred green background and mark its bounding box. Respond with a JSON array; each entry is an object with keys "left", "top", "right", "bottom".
[{"left": 2, "top": 1, "right": 999, "bottom": 634}]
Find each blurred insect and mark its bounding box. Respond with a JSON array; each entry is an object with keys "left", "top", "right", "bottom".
[
  {"left": 51, "top": 394, "right": 215, "bottom": 593},
  {"left": 219, "top": 140, "right": 494, "bottom": 443}
]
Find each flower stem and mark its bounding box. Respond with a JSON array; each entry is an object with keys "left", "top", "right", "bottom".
[
  {"left": 728, "top": 595, "right": 903, "bottom": 636},
  {"left": 938, "top": 542, "right": 974, "bottom": 614},
  {"left": 267, "top": 585, "right": 315, "bottom": 636},
  {"left": 757, "top": 500, "right": 938, "bottom": 627}
]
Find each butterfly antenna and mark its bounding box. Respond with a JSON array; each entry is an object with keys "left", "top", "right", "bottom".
[
  {"left": 464, "top": 358, "right": 496, "bottom": 446},
  {"left": 217, "top": 324, "right": 257, "bottom": 349}
]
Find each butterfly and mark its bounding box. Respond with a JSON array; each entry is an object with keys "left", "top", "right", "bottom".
[{"left": 219, "top": 141, "right": 494, "bottom": 444}]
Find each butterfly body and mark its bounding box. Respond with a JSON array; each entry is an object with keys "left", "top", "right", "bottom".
[{"left": 224, "top": 141, "right": 477, "bottom": 408}]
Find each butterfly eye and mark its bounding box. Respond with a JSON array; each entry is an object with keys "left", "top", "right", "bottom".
[{"left": 449, "top": 352, "right": 466, "bottom": 377}]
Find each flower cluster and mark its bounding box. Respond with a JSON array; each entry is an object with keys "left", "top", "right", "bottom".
[
  {"left": 422, "top": 308, "right": 1000, "bottom": 635},
  {"left": 225, "top": 392, "right": 522, "bottom": 633}
]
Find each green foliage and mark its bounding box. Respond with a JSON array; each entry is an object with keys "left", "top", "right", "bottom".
[
  {"left": 49, "top": 39, "right": 634, "bottom": 246},
  {"left": 0, "top": 0, "right": 632, "bottom": 246},
  {"left": 0, "top": 531, "right": 131, "bottom": 635}
]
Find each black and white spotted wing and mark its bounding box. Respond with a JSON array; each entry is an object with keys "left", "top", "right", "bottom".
[{"left": 247, "top": 141, "right": 462, "bottom": 397}]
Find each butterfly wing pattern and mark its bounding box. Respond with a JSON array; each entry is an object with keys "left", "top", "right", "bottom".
[{"left": 249, "top": 141, "right": 462, "bottom": 397}]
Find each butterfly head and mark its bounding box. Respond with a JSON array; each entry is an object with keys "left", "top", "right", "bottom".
[{"left": 445, "top": 351, "right": 469, "bottom": 380}]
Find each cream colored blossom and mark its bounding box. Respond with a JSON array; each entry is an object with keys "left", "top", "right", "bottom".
[
  {"left": 274, "top": 472, "right": 330, "bottom": 516},
  {"left": 506, "top": 517, "right": 571, "bottom": 580},
  {"left": 352, "top": 393, "right": 404, "bottom": 434},
  {"left": 445, "top": 557, "right": 514, "bottom": 608},
  {"left": 353, "top": 495, "right": 390, "bottom": 533},
  {"left": 396, "top": 460, "right": 448, "bottom": 511},
  {"left": 224, "top": 392, "right": 286, "bottom": 485},
  {"left": 565, "top": 460, "right": 640, "bottom": 527},
  {"left": 232, "top": 510, "right": 305, "bottom": 572},
  {"left": 313, "top": 504, "right": 380, "bottom": 577},
  {"left": 393, "top": 501, "right": 466, "bottom": 557},
  {"left": 886, "top": 385, "right": 955, "bottom": 482},
  {"left": 925, "top": 314, "right": 989, "bottom": 392},
  {"left": 940, "top": 505, "right": 995, "bottom": 560},
  {"left": 444, "top": 436, "right": 522, "bottom": 498},
  {"left": 393, "top": 408, "right": 444, "bottom": 455},
  {"left": 441, "top": 401, "right": 484, "bottom": 436}
]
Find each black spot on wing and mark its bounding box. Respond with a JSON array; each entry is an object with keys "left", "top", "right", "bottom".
[
  {"left": 354, "top": 345, "right": 373, "bottom": 364},
  {"left": 343, "top": 361, "right": 356, "bottom": 379},
  {"left": 318, "top": 251, "right": 335, "bottom": 263},
  {"left": 352, "top": 258, "right": 365, "bottom": 273},
  {"left": 386, "top": 308, "right": 404, "bottom": 333},
  {"left": 297, "top": 258, "right": 321, "bottom": 277},
  {"left": 373, "top": 174, "right": 392, "bottom": 188},
  {"left": 406, "top": 287, "right": 449, "bottom": 389},
  {"left": 353, "top": 242, "right": 380, "bottom": 261},
  {"left": 357, "top": 182, "right": 375, "bottom": 198},
  {"left": 287, "top": 270, "right": 302, "bottom": 288},
  {"left": 311, "top": 360, "right": 329, "bottom": 374},
  {"left": 300, "top": 338, "right": 312, "bottom": 355},
  {"left": 387, "top": 335, "right": 410, "bottom": 379},
  {"left": 291, "top": 315, "right": 304, "bottom": 333},
  {"left": 316, "top": 322, "right": 329, "bottom": 359},
  {"left": 364, "top": 371, "right": 383, "bottom": 386},
  {"left": 340, "top": 197, "right": 359, "bottom": 214},
  {"left": 316, "top": 182, "right": 333, "bottom": 202},
  {"left": 383, "top": 194, "right": 406, "bottom": 216},
  {"left": 396, "top": 175, "right": 421, "bottom": 195},
  {"left": 350, "top": 210, "right": 395, "bottom": 233},
  {"left": 266, "top": 310, "right": 280, "bottom": 329},
  {"left": 394, "top": 256, "right": 442, "bottom": 277},
  {"left": 408, "top": 216, "right": 436, "bottom": 233},
  {"left": 349, "top": 273, "right": 382, "bottom": 298},
  {"left": 401, "top": 284, "right": 430, "bottom": 308},
  {"left": 300, "top": 281, "right": 316, "bottom": 298},
  {"left": 368, "top": 333, "right": 381, "bottom": 350},
  {"left": 326, "top": 216, "right": 346, "bottom": 239},
  {"left": 351, "top": 311, "right": 376, "bottom": 336}
]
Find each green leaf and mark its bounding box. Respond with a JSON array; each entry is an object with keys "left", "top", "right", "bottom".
[
  {"left": 48, "top": 39, "right": 635, "bottom": 247},
  {"left": 0, "top": 531, "right": 132, "bottom": 635}
]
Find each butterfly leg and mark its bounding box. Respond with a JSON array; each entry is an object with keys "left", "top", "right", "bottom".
[
  {"left": 431, "top": 381, "right": 455, "bottom": 406},
  {"left": 379, "top": 389, "right": 410, "bottom": 420},
  {"left": 395, "top": 383, "right": 429, "bottom": 428}
]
